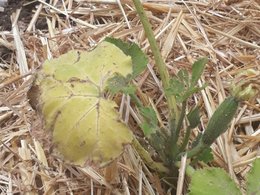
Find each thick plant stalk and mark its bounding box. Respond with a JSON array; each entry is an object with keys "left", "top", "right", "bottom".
[{"left": 132, "top": 0, "right": 179, "bottom": 122}]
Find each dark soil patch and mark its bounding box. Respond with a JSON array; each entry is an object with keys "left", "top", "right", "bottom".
[{"left": 0, "top": 0, "right": 40, "bottom": 31}]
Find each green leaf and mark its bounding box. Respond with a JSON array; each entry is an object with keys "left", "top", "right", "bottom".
[
  {"left": 150, "top": 131, "right": 167, "bottom": 160},
  {"left": 167, "top": 75, "right": 207, "bottom": 103},
  {"left": 187, "top": 106, "right": 200, "bottom": 128},
  {"left": 106, "top": 73, "right": 136, "bottom": 95},
  {"left": 166, "top": 77, "right": 185, "bottom": 96},
  {"left": 105, "top": 37, "right": 129, "bottom": 54},
  {"left": 246, "top": 158, "right": 260, "bottom": 195},
  {"left": 34, "top": 41, "right": 133, "bottom": 167},
  {"left": 177, "top": 69, "right": 190, "bottom": 87},
  {"left": 191, "top": 58, "right": 208, "bottom": 87},
  {"left": 189, "top": 168, "right": 242, "bottom": 195},
  {"left": 141, "top": 122, "right": 157, "bottom": 136},
  {"left": 140, "top": 106, "right": 158, "bottom": 136},
  {"left": 140, "top": 107, "right": 157, "bottom": 121},
  {"left": 196, "top": 147, "right": 213, "bottom": 163},
  {"left": 105, "top": 37, "right": 148, "bottom": 77},
  {"left": 128, "top": 43, "right": 148, "bottom": 77},
  {"left": 179, "top": 84, "right": 207, "bottom": 103},
  {"left": 191, "top": 132, "right": 203, "bottom": 148}
]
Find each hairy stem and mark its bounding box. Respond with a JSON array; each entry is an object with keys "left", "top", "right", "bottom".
[
  {"left": 171, "top": 101, "right": 187, "bottom": 160},
  {"left": 132, "top": 0, "right": 179, "bottom": 122},
  {"left": 175, "top": 101, "right": 187, "bottom": 138},
  {"left": 179, "top": 126, "right": 192, "bottom": 152}
]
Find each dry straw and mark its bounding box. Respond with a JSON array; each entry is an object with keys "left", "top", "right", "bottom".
[{"left": 0, "top": 0, "right": 259, "bottom": 194}]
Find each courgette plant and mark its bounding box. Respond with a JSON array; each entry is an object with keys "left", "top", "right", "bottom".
[
  {"left": 106, "top": 0, "right": 260, "bottom": 190},
  {"left": 30, "top": 0, "right": 260, "bottom": 193}
]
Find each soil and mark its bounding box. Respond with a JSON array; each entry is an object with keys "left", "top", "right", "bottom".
[
  {"left": 0, "top": 0, "right": 41, "bottom": 61},
  {"left": 0, "top": 0, "right": 43, "bottom": 31}
]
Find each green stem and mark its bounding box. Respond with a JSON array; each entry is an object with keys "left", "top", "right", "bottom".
[
  {"left": 171, "top": 101, "right": 186, "bottom": 159},
  {"left": 179, "top": 126, "right": 192, "bottom": 152},
  {"left": 175, "top": 101, "right": 187, "bottom": 138},
  {"left": 132, "top": 137, "right": 170, "bottom": 174},
  {"left": 129, "top": 93, "right": 143, "bottom": 108},
  {"left": 132, "top": 0, "right": 179, "bottom": 122},
  {"left": 175, "top": 161, "right": 195, "bottom": 177},
  {"left": 180, "top": 141, "right": 206, "bottom": 159}
]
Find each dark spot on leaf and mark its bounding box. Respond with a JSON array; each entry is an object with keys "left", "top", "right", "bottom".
[
  {"left": 80, "top": 141, "right": 86, "bottom": 147},
  {"left": 74, "top": 51, "right": 81, "bottom": 64}
]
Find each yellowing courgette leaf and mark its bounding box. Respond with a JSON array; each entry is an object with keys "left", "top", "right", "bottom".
[
  {"left": 52, "top": 98, "right": 132, "bottom": 166},
  {"left": 34, "top": 41, "right": 133, "bottom": 166}
]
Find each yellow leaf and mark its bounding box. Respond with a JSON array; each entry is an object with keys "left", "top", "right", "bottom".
[
  {"left": 53, "top": 98, "right": 132, "bottom": 166},
  {"left": 34, "top": 41, "right": 133, "bottom": 166}
]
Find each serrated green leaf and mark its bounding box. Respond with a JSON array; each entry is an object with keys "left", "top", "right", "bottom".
[
  {"left": 140, "top": 106, "right": 158, "bottom": 136},
  {"left": 167, "top": 76, "right": 207, "bottom": 103},
  {"left": 196, "top": 147, "right": 213, "bottom": 163},
  {"left": 191, "top": 58, "right": 208, "bottom": 87},
  {"left": 167, "top": 77, "right": 185, "bottom": 96},
  {"left": 177, "top": 69, "right": 190, "bottom": 86},
  {"left": 246, "top": 158, "right": 260, "bottom": 195},
  {"left": 150, "top": 132, "right": 167, "bottom": 160},
  {"left": 179, "top": 84, "right": 207, "bottom": 103},
  {"left": 105, "top": 37, "right": 148, "bottom": 77},
  {"left": 34, "top": 41, "right": 133, "bottom": 167},
  {"left": 105, "top": 37, "right": 129, "bottom": 54},
  {"left": 189, "top": 168, "right": 242, "bottom": 195},
  {"left": 106, "top": 73, "right": 136, "bottom": 95},
  {"left": 128, "top": 43, "right": 148, "bottom": 77},
  {"left": 187, "top": 106, "right": 200, "bottom": 128}
]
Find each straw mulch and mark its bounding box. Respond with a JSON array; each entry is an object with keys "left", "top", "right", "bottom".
[{"left": 0, "top": 0, "right": 259, "bottom": 194}]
